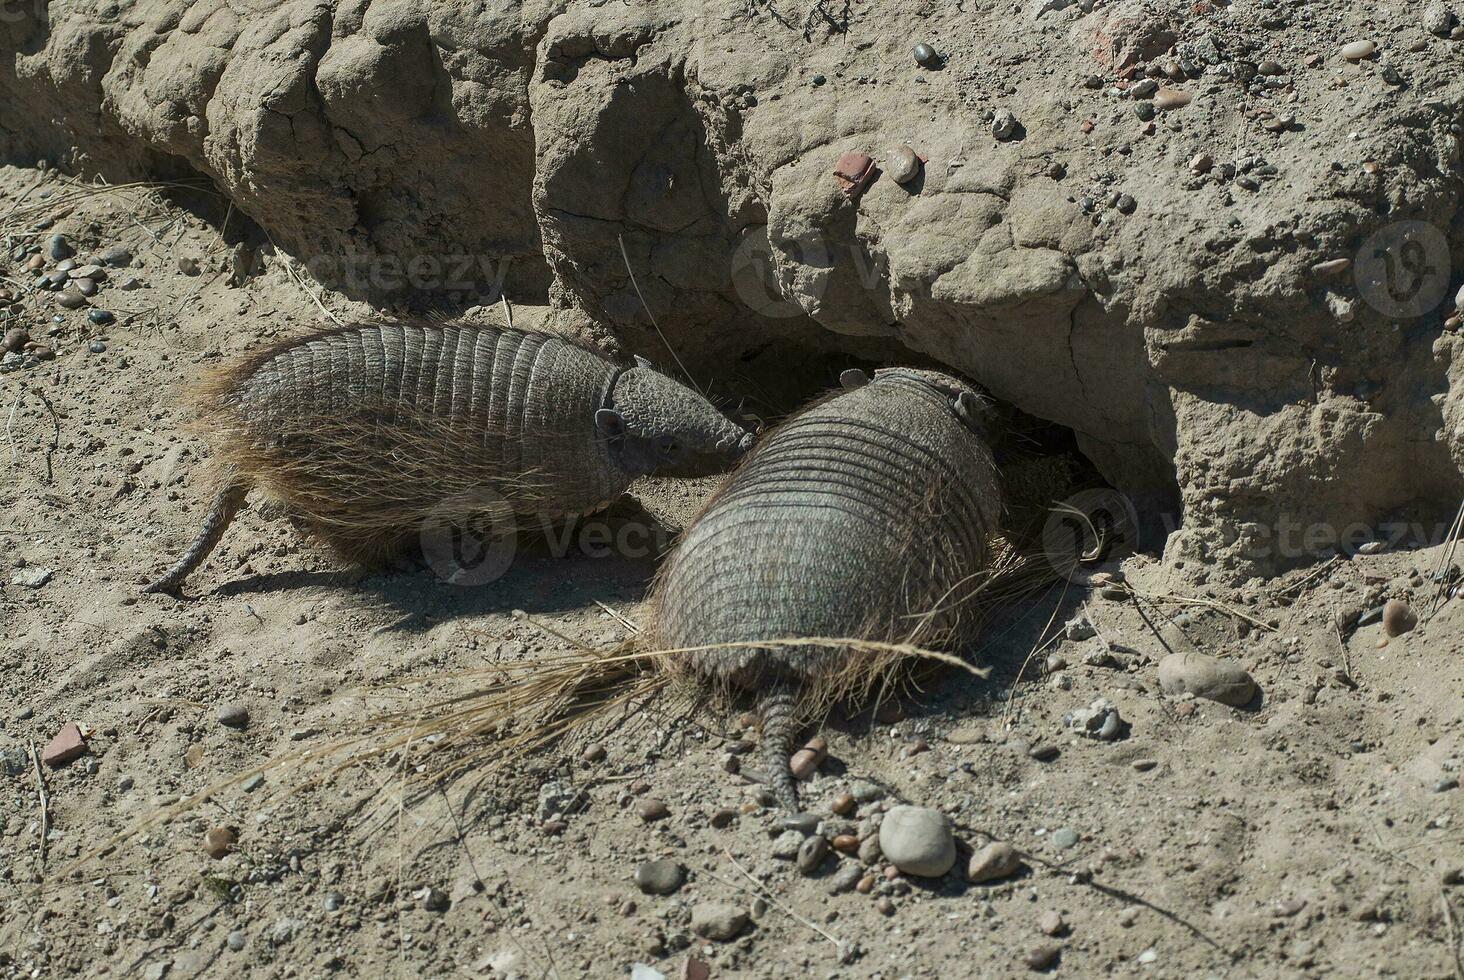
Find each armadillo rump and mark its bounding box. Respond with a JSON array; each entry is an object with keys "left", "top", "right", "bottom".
[{"left": 652, "top": 367, "right": 1004, "bottom": 810}]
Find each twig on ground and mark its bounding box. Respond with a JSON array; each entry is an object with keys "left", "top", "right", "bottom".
[
  {"left": 720, "top": 848, "right": 841, "bottom": 947},
  {"left": 594, "top": 599, "right": 640, "bottom": 634},
  {"left": 29, "top": 741, "right": 49, "bottom": 867},
  {"left": 1442, "top": 890, "right": 1464, "bottom": 980}
]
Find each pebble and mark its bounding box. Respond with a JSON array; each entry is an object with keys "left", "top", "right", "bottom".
[
  {"left": 1131, "top": 758, "right": 1158, "bottom": 772},
  {"left": 887, "top": 145, "right": 921, "bottom": 185},
  {"left": 225, "top": 931, "right": 246, "bottom": 952},
  {"left": 634, "top": 859, "right": 684, "bottom": 896},
  {"left": 1116, "top": 194, "right": 1137, "bottom": 215},
  {"left": 1153, "top": 87, "right": 1191, "bottom": 110},
  {"left": 858, "top": 834, "right": 882, "bottom": 865},
  {"left": 782, "top": 811, "right": 819, "bottom": 834},
  {"left": 1189, "top": 152, "right": 1214, "bottom": 175},
  {"left": 1038, "top": 910, "right": 1066, "bottom": 936},
  {"left": 421, "top": 887, "right": 450, "bottom": 912},
  {"left": 118, "top": 277, "right": 142, "bottom": 291},
  {"left": 690, "top": 903, "right": 747, "bottom": 941},
  {"left": 25, "top": 254, "right": 45, "bottom": 272},
  {"left": 1049, "top": 828, "right": 1079, "bottom": 850},
  {"left": 789, "top": 737, "right": 827, "bottom": 780},
  {"left": 42, "top": 723, "right": 87, "bottom": 767},
  {"left": 878, "top": 806, "right": 955, "bottom": 877},
  {"left": 875, "top": 896, "right": 895, "bottom": 916},
  {"left": 100, "top": 246, "right": 132, "bottom": 267},
  {"left": 1024, "top": 944, "right": 1060, "bottom": 970},
  {"left": 827, "top": 863, "right": 864, "bottom": 894},
  {"left": 1312, "top": 258, "right": 1352, "bottom": 276},
  {"left": 636, "top": 798, "right": 669, "bottom": 822},
  {"left": 45, "top": 235, "right": 73, "bottom": 261},
  {"left": 581, "top": 743, "right": 606, "bottom": 764},
  {"left": 992, "top": 109, "right": 1018, "bottom": 141},
  {"left": 216, "top": 702, "right": 250, "bottom": 728},
  {"left": 831, "top": 792, "right": 856, "bottom": 816},
  {"left": 56, "top": 290, "right": 87, "bottom": 309},
  {"left": 88, "top": 309, "right": 115, "bottom": 326},
  {"left": 1381, "top": 598, "right": 1416, "bottom": 636},
  {"left": 2, "top": 327, "right": 31, "bottom": 352},
  {"left": 1134, "top": 102, "right": 1155, "bottom": 122},
  {"left": 797, "top": 834, "right": 829, "bottom": 875},
  {"left": 1426, "top": 1, "right": 1456, "bottom": 36},
  {"left": 1068, "top": 698, "right": 1123, "bottom": 740},
  {"left": 1028, "top": 743, "right": 1059, "bottom": 762},
  {"left": 74, "top": 277, "right": 97, "bottom": 297},
  {"left": 89, "top": 340, "right": 107, "bottom": 354},
  {"left": 1435, "top": 778, "right": 1459, "bottom": 793},
  {"left": 770, "top": 830, "right": 804, "bottom": 859},
  {"left": 968, "top": 841, "right": 1023, "bottom": 883},
  {"left": 912, "top": 42, "right": 938, "bottom": 67},
  {"left": 242, "top": 773, "right": 265, "bottom": 792},
  {"left": 832, "top": 833, "right": 859, "bottom": 853},
  {"left": 709, "top": 807, "right": 737, "bottom": 828},
  {"left": 1341, "top": 40, "right": 1376, "bottom": 61},
  {"left": 849, "top": 780, "right": 884, "bottom": 803},
  {"left": 1156, "top": 652, "right": 1257, "bottom": 706},
  {"left": 177, "top": 256, "right": 201, "bottom": 276},
  {"left": 203, "top": 826, "right": 237, "bottom": 859}
]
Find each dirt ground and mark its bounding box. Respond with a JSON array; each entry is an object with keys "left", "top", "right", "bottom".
[{"left": 1, "top": 163, "right": 1462, "bottom": 979}]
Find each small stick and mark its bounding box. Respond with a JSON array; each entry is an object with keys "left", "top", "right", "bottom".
[
  {"left": 30, "top": 741, "right": 49, "bottom": 867},
  {"left": 1331, "top": 613, "right": 1354, "bottom": 681},
  {"left": 594, "top": 599, "right": 640, "bottom": 634},
  {"left": 500, "top": 294, "right": 514, "bottom": 330},
  {"left": 1129, "top": 588, "right": 1276, "bottom": 633},
  {"left": 616, "top": 233, "right": 698, "bottom": 391},
  {"left": 720, "top": 848, "right": 841, "bottom": 947},
  {"left": 1441, "top": 889, "right": 1464, "bottom": 980},
  {"left": 1442, "top": 890, "right": 1464, "bottom": 980},
  {"left": 31, "top": 386, "right": 60, "bottom": 484}
]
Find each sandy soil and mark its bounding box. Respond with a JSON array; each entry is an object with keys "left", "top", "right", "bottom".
[{"left": 1, "top": 163, "right": 1462, "bottom": 978}]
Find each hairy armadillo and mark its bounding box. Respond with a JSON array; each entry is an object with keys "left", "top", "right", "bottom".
[
  {"left": 145, "top": 320, "right": 752, "bottom": 594},
  {"left": 653, "top": 367, "right": 1003, "bottom": 809}
]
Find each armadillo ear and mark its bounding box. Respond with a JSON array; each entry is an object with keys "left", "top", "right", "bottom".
[
  {"left": 839, "top": 368, "right": 870, "bottom": 389},
  {"left": 633, "top": 355, "right": 654, "bottom": 370},
  {"left": 595, "top": 408, "right": 626, "bottom": 438},
  {"left": 952, "top": 391, "right": 989, "bottom": 431}
]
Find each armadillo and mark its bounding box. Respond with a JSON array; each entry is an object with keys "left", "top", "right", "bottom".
[
  {"left": 652, "top": 367, "right": 1003, "bottom": 809},
  {"left": 144, "top": 320, "right": 753, "bottom": 594}
]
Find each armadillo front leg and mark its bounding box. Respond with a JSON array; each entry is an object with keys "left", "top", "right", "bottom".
[{"left": 143, "top": 481, "right": 249, "bottom": 595}]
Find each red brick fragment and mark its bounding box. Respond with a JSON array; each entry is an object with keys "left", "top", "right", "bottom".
[{"left": 42, "top": 723, "right": 86, "bottom": 768}]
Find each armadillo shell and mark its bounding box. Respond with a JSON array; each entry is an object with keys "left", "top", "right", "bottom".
[
  {"left": 198, "top": 321, "right": 631, "bottom": 560},
  {"left": 656, "top": 368, "right": 1002, "bottom": 691}
]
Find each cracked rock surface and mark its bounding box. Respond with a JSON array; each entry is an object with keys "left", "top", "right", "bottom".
[{"left": 7, "top": 0, "right": 1464, "bottom": 576}]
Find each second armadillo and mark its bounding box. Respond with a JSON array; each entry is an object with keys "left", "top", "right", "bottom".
[
  {"left": 145, "top": 320, "right": 753, "bottom": 593},
  {"left": 653, "top": 367, "right": 1003, "bottom": 809}
]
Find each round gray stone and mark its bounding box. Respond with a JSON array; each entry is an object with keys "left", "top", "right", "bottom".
[
  {"left": 878, "top": 805, "right": 955, "bottom": 877},
  {"left": 633, "top": 859, "right": 684, "bottom": 896}
]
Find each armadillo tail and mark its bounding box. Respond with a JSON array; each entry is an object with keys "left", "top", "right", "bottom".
[
  {"left": 143, "top": 480, "right": 250, "bottom": 595},
  {"left": 758, "top": 687, "right": 802, "bottom": 812}
]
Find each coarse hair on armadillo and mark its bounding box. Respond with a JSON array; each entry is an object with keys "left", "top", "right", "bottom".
[
  {"left": 647, "top": 367, "right": 1005, "bottom": 808},
  {"left": 179, "top": 319, "right": 633, "bottom": 567}
]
